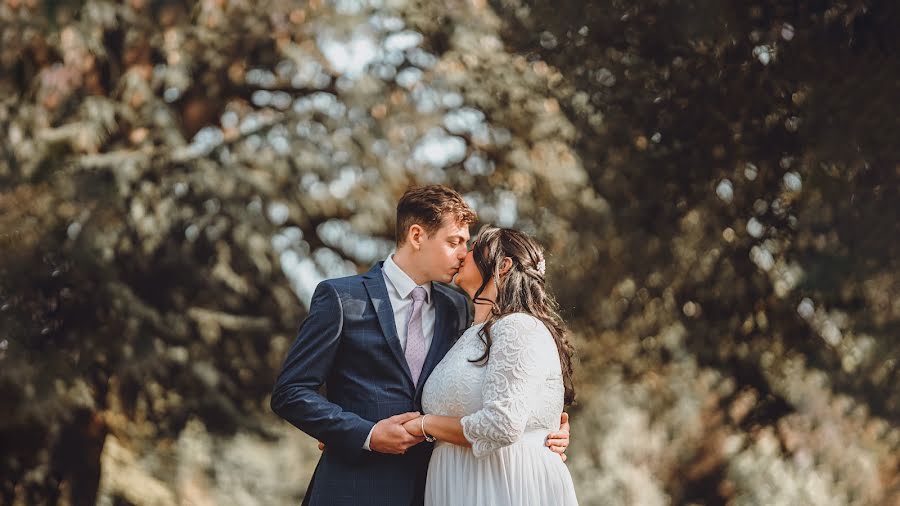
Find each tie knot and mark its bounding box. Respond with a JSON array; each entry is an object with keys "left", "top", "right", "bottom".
[{"left": 411, "top": 286, "right": 427, "bottom": 303}]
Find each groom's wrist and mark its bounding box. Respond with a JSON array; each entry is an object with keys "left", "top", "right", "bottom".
[{"left": 362, "top": 426, "right": 375, "bottom": 451}]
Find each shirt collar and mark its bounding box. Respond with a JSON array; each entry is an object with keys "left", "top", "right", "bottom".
[{"left": 383, "top": 254, "right": 432, "bottom": 304}]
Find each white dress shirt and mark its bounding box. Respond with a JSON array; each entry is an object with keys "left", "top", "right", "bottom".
[{"left": 363, "top": 254, "right": 436, "bottom": 450}]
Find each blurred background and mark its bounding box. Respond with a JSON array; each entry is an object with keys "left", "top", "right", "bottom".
[{"left": 1, "top": 0, "right": 898, "bottom": 505}]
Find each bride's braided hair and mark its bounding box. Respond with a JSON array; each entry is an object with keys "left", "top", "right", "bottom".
[{"left": 469, "top": 226, "right": 576, "bottom": 405}]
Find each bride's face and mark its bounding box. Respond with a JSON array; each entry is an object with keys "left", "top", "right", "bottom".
[{"left": 453, "top": 249, "right": 483, "bottom": 298}]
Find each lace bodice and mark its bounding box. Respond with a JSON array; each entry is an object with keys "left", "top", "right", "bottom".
[{"left": 422, "top": 313, "right": 564, "bottom": 458}]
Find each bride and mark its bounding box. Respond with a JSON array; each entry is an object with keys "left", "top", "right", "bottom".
[{"left": 402, "top": 226, "right": 579, "bottom": 505}]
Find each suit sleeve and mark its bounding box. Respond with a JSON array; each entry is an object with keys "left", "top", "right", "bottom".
[{"left": 270, "top": 281, "right": 375, "bottom": 461}]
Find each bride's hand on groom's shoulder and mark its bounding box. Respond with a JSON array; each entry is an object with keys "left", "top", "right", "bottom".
[{"left": 546, "top": 412, "right": 571, "bottom": 462}]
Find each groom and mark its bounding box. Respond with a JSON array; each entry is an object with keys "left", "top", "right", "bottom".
[{"left": 271, "top": 185, "right": 570, "bottom": 506}]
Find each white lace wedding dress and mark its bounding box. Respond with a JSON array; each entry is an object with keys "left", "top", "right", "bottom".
[{"left": 421, "top": 313, "right": 578, "bottom": 505}]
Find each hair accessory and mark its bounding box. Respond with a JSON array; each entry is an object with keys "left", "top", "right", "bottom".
[{"left": 536, "top": 258, "right": 546, "bottom": 276}]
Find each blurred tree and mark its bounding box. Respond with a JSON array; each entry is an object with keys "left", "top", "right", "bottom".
[{"left": 0, "top": 0, "right": 896, "bottom": 505}]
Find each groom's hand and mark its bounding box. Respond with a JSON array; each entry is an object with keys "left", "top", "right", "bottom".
[
  {"left": 546, "top": 412, "right": 571, "bottom": 462},
  {"left": 370, "top": 412, "right": 425, "bottom": 454}
]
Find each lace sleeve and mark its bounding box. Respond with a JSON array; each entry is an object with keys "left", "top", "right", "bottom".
[{"left": 460, "top": 313, "right": 543, "bottom": 457}]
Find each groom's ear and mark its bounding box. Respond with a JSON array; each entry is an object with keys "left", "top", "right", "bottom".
[{"left": 408, "top": 224, "right": 426, "bottom": 250}]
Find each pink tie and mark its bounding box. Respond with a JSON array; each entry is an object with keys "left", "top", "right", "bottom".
[{"left": 405, "top": 286, "right": 428, "bottom": 386}]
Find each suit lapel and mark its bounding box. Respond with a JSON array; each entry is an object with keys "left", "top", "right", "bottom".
[
  {"left": 362, "top": 265, "right": 415, "bottom": 389},
  {"left": 415, "top": 288, "right": 455, "bottom": 398}
]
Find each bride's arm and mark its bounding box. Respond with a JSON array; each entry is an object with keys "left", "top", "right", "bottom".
[
  {"left": 402, "top": 412, "right": 571, "bottom": 457},
  {"left": 402, "top": 415, "right": 470, "bottom": 447},
  {"left": 462, "top": 314, "right": 541, "bottom": 456}
]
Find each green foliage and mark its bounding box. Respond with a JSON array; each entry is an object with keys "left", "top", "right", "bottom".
[{"left": 0, "top": 0, "right": 897, "bottom": 504}]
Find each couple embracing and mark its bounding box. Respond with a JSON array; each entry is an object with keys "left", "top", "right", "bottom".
[{"left": 271, "top": 185, "right": 579, "bottom": 505}]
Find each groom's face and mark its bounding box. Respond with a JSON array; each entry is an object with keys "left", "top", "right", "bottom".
[{"left": 419, "top": 217, "right": 470, "bottom": 284}]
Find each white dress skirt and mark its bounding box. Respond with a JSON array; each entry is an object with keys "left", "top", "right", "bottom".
[{"left": 421, "top": 314, "right": 578, "bottom": 506}]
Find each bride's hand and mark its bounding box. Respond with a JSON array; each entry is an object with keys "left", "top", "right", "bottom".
[{"left": 402, "top": 416, "right": 423, "bottom": 437}]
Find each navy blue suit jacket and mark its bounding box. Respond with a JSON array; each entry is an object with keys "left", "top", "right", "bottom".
[{"left": 271, "top": 262, "right": 471, "bottom": 506}]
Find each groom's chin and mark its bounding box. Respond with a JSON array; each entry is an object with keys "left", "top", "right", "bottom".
[{"left": 438, "top": 271, "right": 456, "bottom": 284}]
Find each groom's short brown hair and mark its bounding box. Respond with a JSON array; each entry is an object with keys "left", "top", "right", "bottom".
[{"left": 396, "top": 185, "right": 476, "bottom": 245}]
